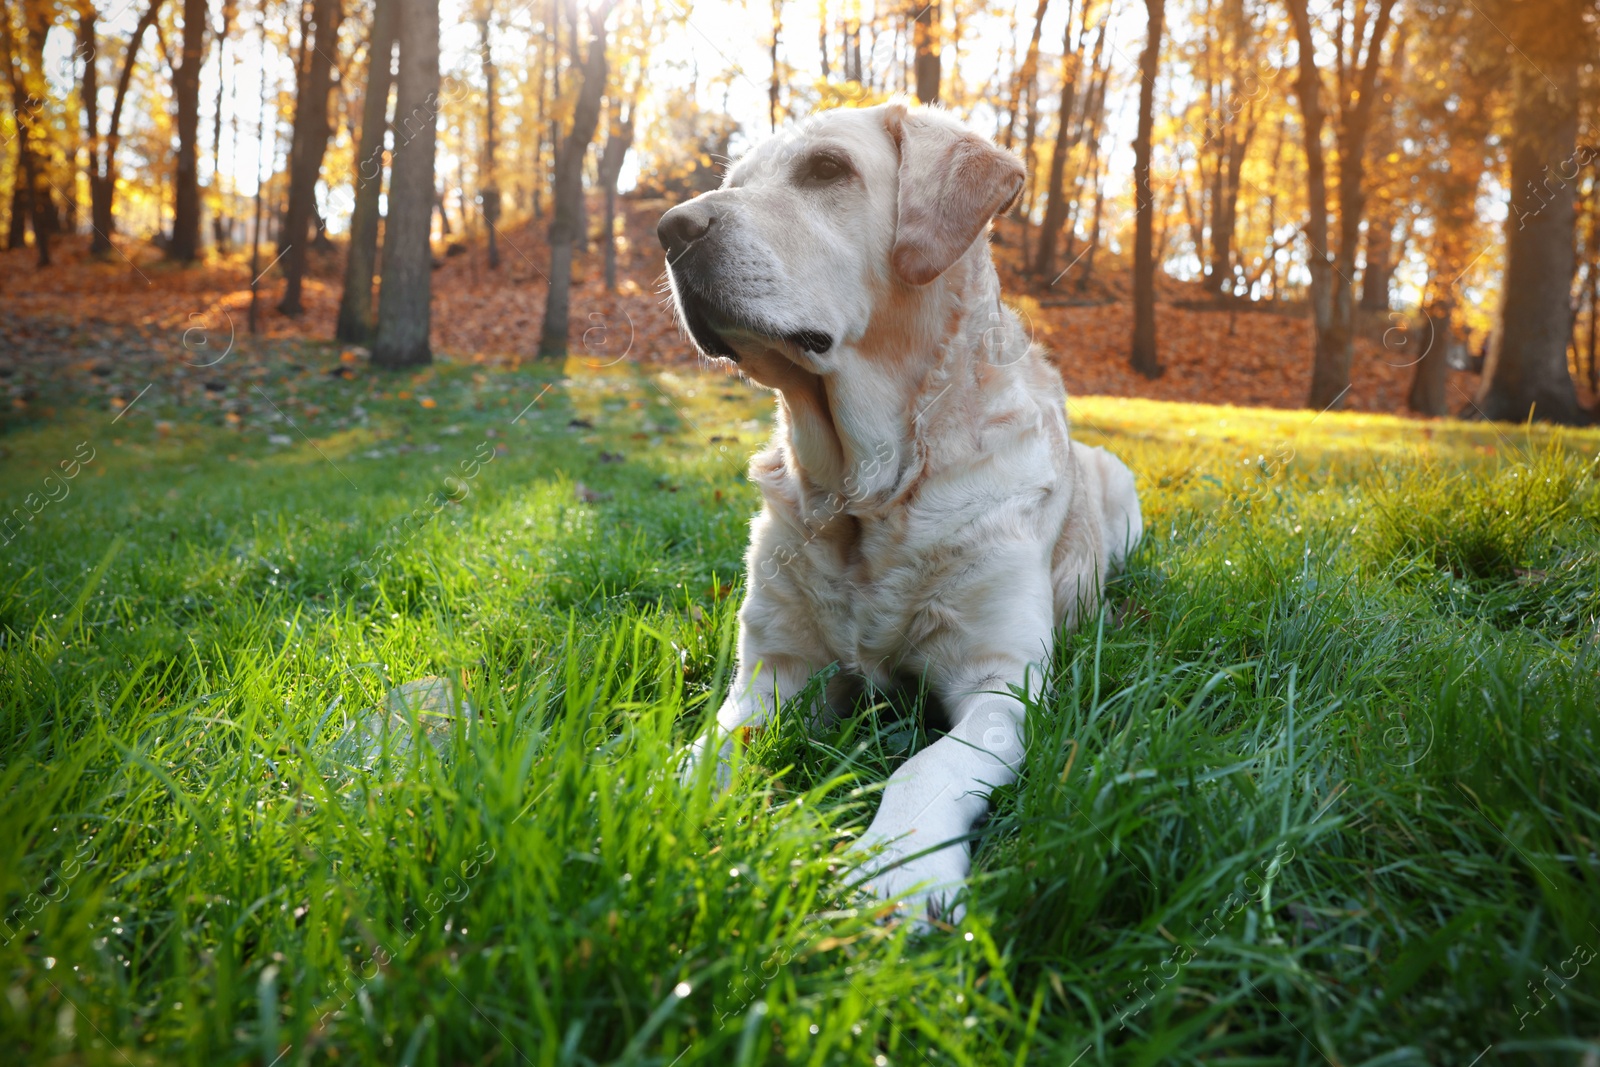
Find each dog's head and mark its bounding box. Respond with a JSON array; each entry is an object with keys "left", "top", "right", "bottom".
[{"left": 658, "top": 102, "right": 1024, "bottom": 377}]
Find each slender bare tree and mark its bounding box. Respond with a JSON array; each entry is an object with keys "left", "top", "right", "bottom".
[
  {"left": 1130, "top": 0, "right": 1164, "bottom": 378},
  {"left": 81, "top": 0, "right": 163, "bottom": 257},
  {"left": 1, "top": 0, "right": 56, "bottom": 265},
  {"left": 337, "top": 0, "right": 397, "bottom": 343},
  {"left": 279, "top": 0, "right": 345, "bottom": 314},
  {"left": 372, "top": 0, "right": 441, "bottom": 368},
  {"left": 597, "top": 100, "right": 634, "bottom": 292},
  {"left": 912, "top": 0, "right": 939, "bottom": 103},
  {"left": 169, "top": 0, "right": 208, "bottom": 261},
  {"left": 478, "top": 2, "right": 501, "bottom": 270},
  {"left": 537, "top": 0, "right": 618, "bottom": 359},
  {"left": 1286, "top": 0, "right": 1397, "bottom": 410}
]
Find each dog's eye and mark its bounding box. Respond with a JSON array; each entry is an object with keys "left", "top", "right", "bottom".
[{"left": 805, "top": 154, "right": 847, "bottom": 183}]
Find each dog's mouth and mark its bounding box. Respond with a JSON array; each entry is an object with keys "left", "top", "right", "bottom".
[{"left": 670, "top": 281, "right": 833, "bottom": 363}]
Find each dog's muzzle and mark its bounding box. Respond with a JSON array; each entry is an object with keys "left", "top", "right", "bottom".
[
  {"left": 658, "top": 201, "right": 833, "bottom": 361},
  {"left": 658, "top": 203, "right": 741, "bottom": 360}
]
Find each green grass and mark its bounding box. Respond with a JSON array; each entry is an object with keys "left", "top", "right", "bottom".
[{"left": 2, "top": 342, "right": 1599, "bottom": 1065}]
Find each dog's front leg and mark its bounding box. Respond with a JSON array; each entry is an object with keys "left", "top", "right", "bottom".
[
  {"left": 683, "top": 513, "right": 837, "bottom": 787},
  {"left": 682, "top": 651, "right": 820, "bottom": 789},
  {"left": 854, "top": 559, "right": 1054, "bottom": 927},
  {"left": 853, "top": 673, "right": 1032, "bottom": 924}
]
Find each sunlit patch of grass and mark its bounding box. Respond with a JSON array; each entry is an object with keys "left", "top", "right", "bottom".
[
  {"left": 1366, "top": 438, "right": 1599, "bottom": 582},
  {"left": 2, "top": 357, "right": 1599, "bottom": 1064}
]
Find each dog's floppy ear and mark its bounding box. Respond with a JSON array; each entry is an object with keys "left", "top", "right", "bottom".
[{"left": 888, "top": 104, "right": 1026, "bottom": 286}]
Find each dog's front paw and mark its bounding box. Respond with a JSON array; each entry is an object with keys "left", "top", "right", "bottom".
[
  {"left": 854, "top": 837, "right": 969, "bottom": 930},
  {"left": 678, "top": 735, "right": 734, "bottom": 791}
]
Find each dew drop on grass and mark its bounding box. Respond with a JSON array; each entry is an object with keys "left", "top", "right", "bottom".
[{"left": 809, "top": 1024, "right": 819, "bottom": 1035}]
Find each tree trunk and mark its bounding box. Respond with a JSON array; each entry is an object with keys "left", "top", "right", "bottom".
[
  {"left": 1291, "top": 0, "right": 1394, "bottom": 410},
  {"left": 279, "top": 0, "right": 344, "bottom": 314},
  {"left": 535, "top": 0, "right": 556, "bottom": 221},
  {"left": 1358, "top": 23, "right": 1409, "bottom": 313},
  {"left": 912, "top": 0, "right": 939, "bottom": 104},
  {"left": 248, "top": 22, "right": 271, "bottom": 336},
  {"left": 1474, "top": 12, "right": 1587, "bottom": 424},
  {"left": 78, "top": 1, "right": 98, "bottom": 238},
  {"left": 1407, "top": 301, "right": 1451, "bottom": 416},
  {"left": 1263, "top": 111, "right": 1288, "bottom": 300},
  {"left": 1588, "top": 242, "right": 1599, "bottom": 398},
  {"left": 768, "top": 0, "right": 782, "bottom": 131},
  {"left": 1018, "top": 73, "right": 1043, "bottom": 270},
  {"left": 537, "top": 0, "right": 615, "bottom": 359},
  {"left": 7, "top": 184, "right": 25, "bottom": 251},
  {"left": 1032, "top": 6, "right": 1087, "bottom": 283},
  {"left": 1200, "top": 0, "right": 1249, "bottom": 296},
  {"left": 574, "top": 172, "right": 589, "bottom": 253},
  {"left": 843, "top": 10, "right": 860, "bottom": 82},
  {"left": 372, "top": 0, "right": 440, "bottom": 368},
  {"left": 1206, "top": 126, "right": 1249, "bottom": 296},
  {"left": 434, "top": 186, "right": 452, "bottom": 236},
  {"left": 69, "top": 1, "right": 96, "bottom": 237},
  {"left": 1360, "top": 211, "right": 1397, "bottom": 310},
  {"left": 1003, "top": 0, "right": 1049, "bottom": 153},
  {"left": 86, "top": 0, "right": 162, "bottom": 257},
  {"left": 20, "top": 0, "right": 59, "bottom": 243},
  {"left": 335, "top": 0, "right": 395, "bottom": 342},
  {"left": 0, "top": 7, "right": 50, "bottom": 266},
  {"left": 169, "top": 0, "right": 207, "bottom": 261},
  {"left": 1080, "top": 169, "right": 1104, "bottom": 290},
  {"left": 597, "top": 102, "right": 634, "bottom": 293},
  {"left": 818, "top": 0, "right": 828, "bottom": 78},
  {"left": 1286, "top": 0, "right": 1339, "bottom": 406},
  {"left": 1129, "top": 0, "right": 1163, "bottom": 379},
  {"left": 1072, "top": 26, "right": 1110, "bottom": 292},
  {"left": 479, "top": 7, "right": 500, "bottom": 270},
  {"left": 209, "top": 2, "right": 236, "bottom": 249}
]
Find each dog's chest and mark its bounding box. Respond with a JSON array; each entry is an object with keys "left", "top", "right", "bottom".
[{"left": 765, "top": 456, "right": 1068, "bottom": 678}]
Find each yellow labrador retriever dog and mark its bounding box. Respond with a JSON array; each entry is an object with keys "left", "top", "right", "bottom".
[{"left": 660, "top": 101, "right": 1143, "bottom": 923}]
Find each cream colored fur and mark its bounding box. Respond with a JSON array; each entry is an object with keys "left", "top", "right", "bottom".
[{"left": 660, "top": 101, "right": 1143, "bottom": 924}]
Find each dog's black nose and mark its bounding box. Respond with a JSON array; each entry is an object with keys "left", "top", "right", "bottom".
[{"left": 658, "top": 205, "right": 714, "bottom": 257}]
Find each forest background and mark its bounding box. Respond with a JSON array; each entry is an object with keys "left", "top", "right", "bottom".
[{"left": 2, "top": 0, "right": 1597, "bottom": 425}]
